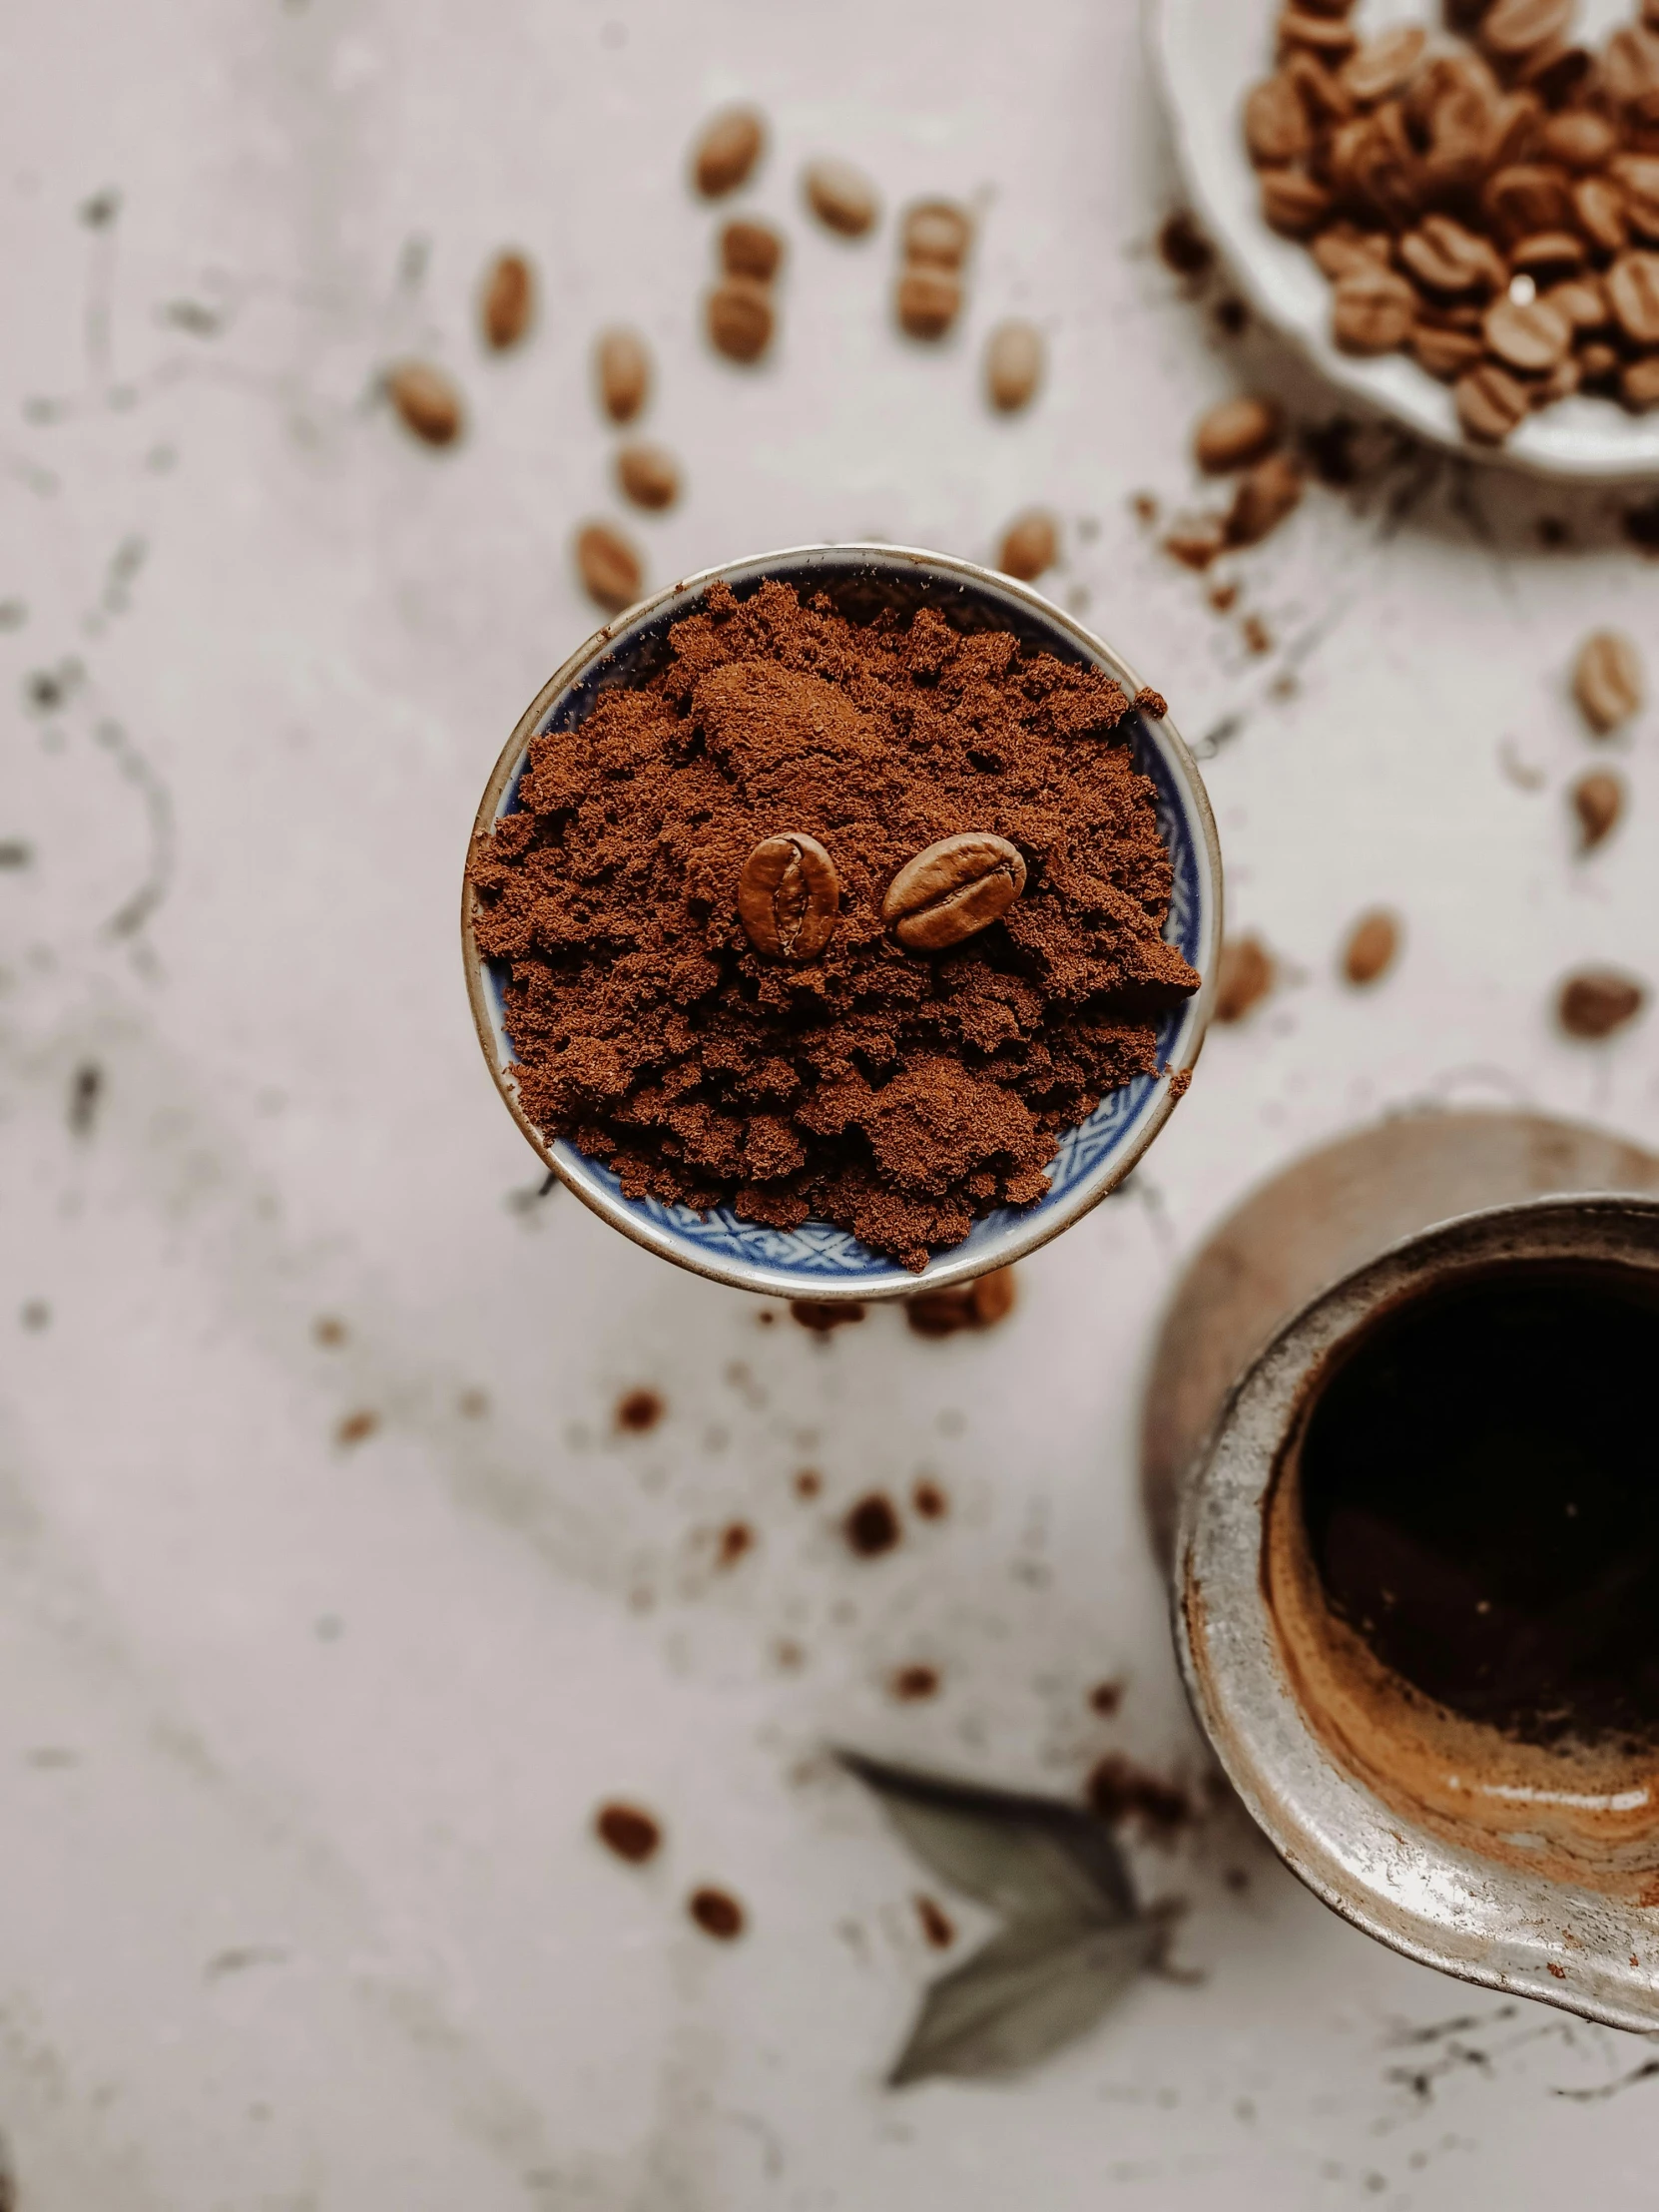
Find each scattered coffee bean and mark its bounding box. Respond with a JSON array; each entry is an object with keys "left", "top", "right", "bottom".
[
  {"left": 1194, "top": 393, "right": 1282, "bottom": 473},
  {"left": 1573, "top": 630, "right": 1644, "bottom": 734},
  {"left": 882, "top": 832, "right": 1027, "bottom": 953},
  {"left": 721, "top": 219, "right": 785, "bottom": 284},
  {"left": 790, "top": 1299, "right": 865, "bottom": 1333},
  {"left": 845, "top": 1492, "right": 901, "bottom": 1556},
  {"left": 984, "top": 319, "right": 1044, "bottom": 412},
  {"left": 804, "top": 158, "right": 880, "bottom": 238},
  {"left": 615, "top": 441, "right": 681, "bottom": 511},
  {"left": 687, "top": 1886, "right": 746, "bottom": 1938},
  {"left": 385, "top": 361, "right": 462, "bottom": 446},
  {"left": 738, "top": 832, "right": 840, "bottom": 962},
  {"left": 896, "top": 265, "right": 962, "bottom": 339},
  {"left": 1343, "top": 908, "right": 1400, "bottom": 987},
  {"left": 480, "top": 251, "right": 534, "bottom": 351},
  {"left": 692, "top": 107, "right": 766, "bottom": 198},
  {"left": 1559, "top": 968, "right": 1645, "bottom": 1039},
  {"left": 595, "top": 327, "right": 651, "bottom": 423},
  {"left": 595, "top": 1802, "right": 662, "bottom": 1863},
  {"left": 1225, "top": 451, "right": 1304, "bottom": 546},
  {"left": 1215, "top": 934, "right": 1274, "bottom": 1024},
  {"left": 1572, "top": 770, "right": 1624, "bottom": 850},
  {"left": 998, "top": 509, "right": 1059, "bottom": 580},
  {"left": 575, "top": 521, "right": 644, "bottom": 613},
  {"left": 707, "top": 277, "right": 775, "bottom": 362},
  {"left": 902, "top": 200, "right": 972, "bottom": 270},
  {"left": 905, "top": 1266, "right": 1016, "bottom": 1338}
]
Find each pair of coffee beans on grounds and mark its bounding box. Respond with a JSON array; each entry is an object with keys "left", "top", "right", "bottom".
[{"left": 736, "top": 830, "right": 1026, "bottom": 961}]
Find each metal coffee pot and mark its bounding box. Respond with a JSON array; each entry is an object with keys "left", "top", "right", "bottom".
[{"left": 1145, "top": 1109, "right": 1659, "bottom": 2030}]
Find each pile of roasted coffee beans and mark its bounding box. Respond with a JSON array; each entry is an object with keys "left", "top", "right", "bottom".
[{"left": 1243, "top": 0, "right": 1659, "bottom": 441}]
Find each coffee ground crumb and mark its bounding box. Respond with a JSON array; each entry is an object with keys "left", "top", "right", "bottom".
[
  {"left": 915, "top": 1895, "right": 956, "bottom": 1947},
  {"left": 1087, "top": 1754, "right": 1193, "bottom": 1838},
  {"left": 1090, "top": 1679, "right": 1124, "bottom": 1716},
  {"left": 615, "top": 1387, "right": 664, "bottom": 1432},
  {"left": 335, "top": 1409, "right": 378, "bottom": 1447},
  {"left": 716, "top": 1520, "right": 754, "bottom": 1566},
  {"left": 596, "top": 1802, "right": 662, "bottom": 1862},
  {"left": 845, "top": 1492, "right": 901, "bottom": 1556},
  {"left": 1134, "top": 687, "right": 1168, "bottom": 719},
  {"left": 889, "top": 1663, "right": 940, "bottom": 1700},
  {"left": 688, "top": 1886, "right": 746, "bottom": 1938},
  {"left": 469, "top": 580, "right": 1198, "bottom": 1270},
  {"left": 911, "top": 1477, "right": 948, "bottom": 1519}
]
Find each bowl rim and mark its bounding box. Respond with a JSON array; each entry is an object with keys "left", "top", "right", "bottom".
[
  {"left": 460, "top": 541, "right": 1223, "bottom": 1301},
  {"left": 1147, "top": 0, "right": 1659, "bottom": 483}
]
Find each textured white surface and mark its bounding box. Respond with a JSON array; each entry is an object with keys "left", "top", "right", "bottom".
[{"left": 2, "top": 0, "right": 1659, "bottom": 2205}]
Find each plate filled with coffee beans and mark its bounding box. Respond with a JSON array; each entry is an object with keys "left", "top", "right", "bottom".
[
  {"left": 1152, "top": 0, "right": 1659, "bottom": 474},
  {"left": 461, "top": 545, "right": 1220, "bottom": 1302}
]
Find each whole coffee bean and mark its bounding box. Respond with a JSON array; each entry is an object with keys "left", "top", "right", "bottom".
[
  {"left": 1194, "top": 393, "right": 1282, "bottom": 473},
  {"left": 595, "top": 1802, "right": 661, "bottom": 1863},
  {"left": 1559, "top": 968, "right": 1645, "bottom": 1040},
  {"left": 1483, "top": 294, "right": 1572, "bottom": 372},
  {"left": 1519, "top": 41, "right": 1591, "bottom": 106},
  {"left": 693, "top": 107, "right": 766, "bottom": 198},
  {"left": 1398, "top": 216, "right": 1505, "bottom": 297},
  {"left": 385, "top": 360, "right": 462, "bottom": 446},
  {"left": 1225, "top": 450, "right": 1304, "bottom": 546},
  {"left": 1608, "top": 253, "right": 1659, "bottom": 347},
  {"left": 480, "top": 251, "right": 534, "bottom": 351},
  {"left": 1332, "top": 264, "right": 1416, "bottom": 354},
  {"left": 595, "top": 327, "right": 651, "bottom": 423},
  {"left": 1246, "top": 75, "right": 1314, "bottom": 166},
  {"left": 1542, "top": 276, "right": 1607, "bottom": 330},
  {"left": 1611, "top": 155, "right": 1659, "bottom": 245},
  {"left": 1411, "top": 321, "right": 1485, "bottom": 379},
  {"left": 1509, "top": 232, "right": 1586, "bottom": 279},
  {"left": 707, "top": 278, "right": 775, "bottom": 362},
  {"left": 1279, "top": 11, "right": 1359, "bottom": 60},
  {"left": 1605, "top": 24, "right": 1659, "bottom": 118},
  {"left": 1342, "top": 908, "right": 1400, "bottom": 987},
  {"left": 902, "top": 201, "right": 972, "bottom": 270},
  {"left": 984, "top": 320, "right": 1045, "bottom": 412},
  {"left": 1542, "top": 111, "right": 1617, "bottom": 170},
  {"left": 574, "top": 521, "right": 643, "bottom": 613},
  {"left": 1483, "top": 164, "right": 1573, "bottom": 244},
  {"left": 997, "top": 510, "right": 1059, "bottom": 581},
  {"left": 1312, "top": 225, "right": 1390, "bottom": 280},
  {"left": 1260, "top": 167, "right": 1335, "bottom": 236},
  {"left": 1214, "top": 934, "right": 1274, "bottom": 1024},
  {"left": 882, "top": 833, "right": 1027, "bottom": 953},
  {"left": 615, "top": 441, "right": 681, "bottom": 511},
  {"left": 1572, "top": 770, "right": 1624, "bottom": 850},
  {"left": 1454, "top": 360, "right": 1531, "bottom": 442},
  {"left": 1480, "top": 0, "right": 1573, "bottom": 60},
  {"left": 1573, "top": 177, "right": 1629, "bottom": 260},
  {"left": 1288, "top": 48, "right": 1355, "bottom": 127},
  {"left": 738, "top": 832, "right": 839, "bottom": 962},
  {"left": 722, "top": 220, "right": 784, "bottom": 283},
  {"left": 896, "top": 266, "right": 962, "bottom": 339},
  {"left": 1573, "top": 630, "right": 1644, "bottom": 734},
  {"left": 1623, "top": 355, "right": 1659, "bottom": 411},
  {"left": 804, "top": 158, "right": 880, "bottom": 239},
  {"left": 1340, "top": 26, "right": 1426, "bottom": 106}
]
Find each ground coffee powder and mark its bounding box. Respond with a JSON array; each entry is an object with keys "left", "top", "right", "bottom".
[{"left": 468, "top": 579, "right": 1197, "bottom": 1267}]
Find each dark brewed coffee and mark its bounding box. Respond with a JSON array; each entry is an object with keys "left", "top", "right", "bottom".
[{"left": 1299, "top": 1263, "right": 1659, "bottom": 1748}]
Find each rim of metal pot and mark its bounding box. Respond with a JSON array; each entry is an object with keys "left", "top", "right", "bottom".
[
  {"left": 1176, "top": 1192, "right": 1659, "bottom": 2034},
  {"left": 460, "top": 542, "right": 1223, "bottom": 1301}
]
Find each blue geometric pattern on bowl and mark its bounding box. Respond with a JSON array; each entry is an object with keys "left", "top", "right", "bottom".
[{"left": 473, "top": 545, "right": 1217, "bottom": 1295}]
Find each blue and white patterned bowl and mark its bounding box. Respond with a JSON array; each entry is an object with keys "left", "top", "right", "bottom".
[{"left": 461, "top": 545, "right": 1222, "bottom": 1301}]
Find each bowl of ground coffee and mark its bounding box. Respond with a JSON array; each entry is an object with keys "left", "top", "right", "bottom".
[{"left": 462, "top": 544, "right": 1220, "bottom": 1299}]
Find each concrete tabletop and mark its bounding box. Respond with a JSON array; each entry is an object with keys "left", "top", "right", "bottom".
[{"left": 1, "top": 0, "right": 1656, "bottom": 2203}]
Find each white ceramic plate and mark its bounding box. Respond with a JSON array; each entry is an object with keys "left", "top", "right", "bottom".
[{"left": 1149, "top": 0, "right": 1659, "bottom": 479}]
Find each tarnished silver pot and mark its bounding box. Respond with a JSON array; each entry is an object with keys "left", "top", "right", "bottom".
[{"left": 1174, "top": 1191, "right": 1659, "bottom": 2032}]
